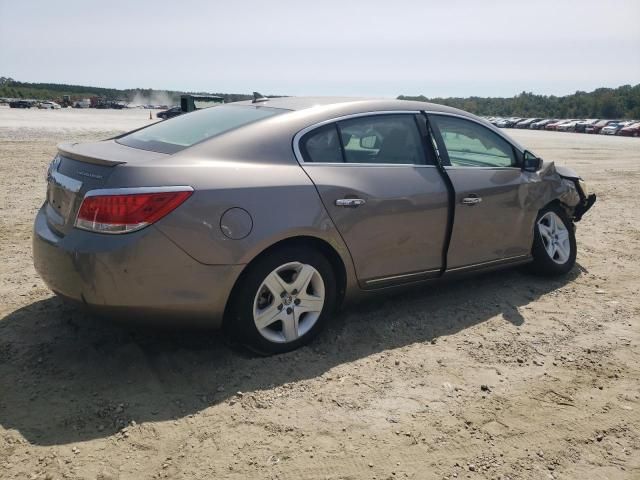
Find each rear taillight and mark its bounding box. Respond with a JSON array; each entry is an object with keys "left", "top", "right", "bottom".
[{"left": 75, "top": 187, "right": 193, "bottom": 234}]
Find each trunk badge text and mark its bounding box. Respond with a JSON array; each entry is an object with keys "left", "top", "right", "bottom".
[{"left": 77, "top": 171, "right": 104, "bottom": 179}]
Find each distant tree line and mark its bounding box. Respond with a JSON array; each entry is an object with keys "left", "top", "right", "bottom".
[
  {"left": 3, "top": 77, "right": 638, "bottom": 118},
  {"left": 399, "top": 84, "right": 640, "bottom": 119},
  {"left": 0, "top": 77, "right": 254, "bottom": 104}
]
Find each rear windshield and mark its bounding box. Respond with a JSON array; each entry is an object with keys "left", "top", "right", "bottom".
[{"left": 117, "top": 105, "right": 287, "bottom": 153}]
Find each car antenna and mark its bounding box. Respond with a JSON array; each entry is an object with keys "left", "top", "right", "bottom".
[{"left": 252, "top": 92, "right": 269, "bottom": 103}]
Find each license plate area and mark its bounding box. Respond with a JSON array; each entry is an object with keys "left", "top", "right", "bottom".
[{"left": 46, "top": 170, "right": 83, "bottom": 227}]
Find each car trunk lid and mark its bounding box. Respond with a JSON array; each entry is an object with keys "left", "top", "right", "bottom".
[{"left": 45, "top": 140, "right": 168, "bottom": 236}]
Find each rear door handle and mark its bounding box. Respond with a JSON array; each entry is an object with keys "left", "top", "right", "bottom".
[
  {"left": 335, "top": 198, "right": 366, "bottom": 208},
  {"left": 461, "top": 196, "right": 482, "bottom": 206}
]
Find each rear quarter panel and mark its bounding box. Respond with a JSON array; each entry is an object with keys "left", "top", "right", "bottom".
[
  {"left": 149, "top": 161, "right": 350, "bottom": 267},
  {"left": 104, "top": 157, "right": 360, "bottom": 300}
]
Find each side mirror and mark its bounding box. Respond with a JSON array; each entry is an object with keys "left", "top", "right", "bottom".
[{"left": 522, "top": 150, "right": 542, "bottom": 172}]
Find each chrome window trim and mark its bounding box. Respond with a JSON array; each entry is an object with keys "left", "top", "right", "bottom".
[
  {"left": 292, "top": 110, "right": 422, "bottom": 166},
  {"left": 83, "top": 185, "right": 194, "bottom": 198},
  {"left": 302, "top": 163, "right": 438, "bottom": 168}
]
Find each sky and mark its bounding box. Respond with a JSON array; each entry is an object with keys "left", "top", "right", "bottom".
[{"left": 1, "top": 0, "right": 639, "bottom": 98}]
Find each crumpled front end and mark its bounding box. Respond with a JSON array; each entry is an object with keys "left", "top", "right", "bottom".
[{"left": 520, "top": 161, "right": 596, "bottom": 222}]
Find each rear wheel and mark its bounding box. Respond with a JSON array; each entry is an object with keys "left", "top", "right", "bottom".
[
  {"left": 529, "top": 205, "right": 576, "bottom": 276},
  {"left": 227, "top": 246, "right": 336, "bottom": 354}
]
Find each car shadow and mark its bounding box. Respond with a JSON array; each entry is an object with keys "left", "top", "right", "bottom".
[{"left": 0, "top": 265, "right": 583, "bottom": 446}]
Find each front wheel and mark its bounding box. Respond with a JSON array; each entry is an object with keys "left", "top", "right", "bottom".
[
  {"left": 529, "top": 205, "right": 576, "bottom": 276},
  {"left": 227, "top": 246, "right": 336, "bottom": 354}
]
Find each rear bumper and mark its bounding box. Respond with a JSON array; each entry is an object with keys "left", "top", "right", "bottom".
[{"left": 32, "top": 204, "right": 243, "bottom": 327}]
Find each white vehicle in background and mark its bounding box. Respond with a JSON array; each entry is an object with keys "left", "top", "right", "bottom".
[
  {"left": 38, "top": 101, "right": 61, "bottom": 109},
  {"left": 601, "top": 121, "right": 633, "bottom": 135},
  {"left": 73, "top": 99, "right": 91, "bottom": 108},
  {"left": 555, "top": 120, "right": 581, "bottom": 132}
]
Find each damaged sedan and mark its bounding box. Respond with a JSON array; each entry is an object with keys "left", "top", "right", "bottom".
[{"left": 33, "top": 97, "right": 596, "bottom": 353}]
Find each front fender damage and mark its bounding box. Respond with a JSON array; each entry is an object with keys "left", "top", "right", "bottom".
[{"left": 520, "top": 161, "right": 596, "bottom": 222}]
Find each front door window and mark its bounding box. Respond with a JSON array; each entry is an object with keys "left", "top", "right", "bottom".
[{"left": 429, "top": 115, "right": 517, "bottom": 168}]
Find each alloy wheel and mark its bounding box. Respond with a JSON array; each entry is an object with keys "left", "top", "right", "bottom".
[
  {"left": 252, "top": 262, "right": 325, "bottom": 343},
  {"left": 537, "top": 211, "right": 571, "bottom": 264}
]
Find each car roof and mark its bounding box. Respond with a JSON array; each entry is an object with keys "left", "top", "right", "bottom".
[
  {"left": 231, "top": 96, "right": 469, "bottom": 116},
  {"left": 176, "top": 95, "right": 527, "bottom": 160}
]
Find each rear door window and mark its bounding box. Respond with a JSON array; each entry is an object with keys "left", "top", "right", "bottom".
[
  {"left": 300, "top": 124, "right": 343, "bottom": 163},
  {"left": 338, "top": 115, "right": 426, "bottom": 165}
]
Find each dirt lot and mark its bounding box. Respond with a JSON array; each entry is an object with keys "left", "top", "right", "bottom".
[{"left": 0, "top": 107, "right": 638, "bottom": 480}]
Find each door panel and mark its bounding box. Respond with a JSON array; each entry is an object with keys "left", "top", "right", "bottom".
[
  {"left": 301, "top": 164, "right": 449, "bottom": 285},
  {"left": 427, "top": 113, "right": 537, "bottom": 269},
  {"left": 445, "top": 167, "right": 536, "bottom": 268}
]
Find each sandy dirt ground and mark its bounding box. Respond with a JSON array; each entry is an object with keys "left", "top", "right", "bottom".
[{"left": 0, "top": 107, "right": 638, "bottom": 480}]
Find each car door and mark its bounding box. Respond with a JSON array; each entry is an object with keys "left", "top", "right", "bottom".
[
  {"left": 296, "top": 112, "right": 450, "bottom": 287},
  {"left": 427, "top": 113, "right": 536, "bottom": 270}
]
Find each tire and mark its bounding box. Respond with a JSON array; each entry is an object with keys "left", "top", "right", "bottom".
[
  {"left": 227, "top": 246, "right": 337, "bottom": 355},
  {"left": 529, "top": 204, "right": 576, "bottom": 276}
]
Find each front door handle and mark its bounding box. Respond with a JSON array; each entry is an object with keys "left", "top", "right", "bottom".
[
  {"left": 335, "top": 198, "right": 366, "bottom": 208},
  {"left": 461, "top": 196, "right": 482, "bottom": 206}
]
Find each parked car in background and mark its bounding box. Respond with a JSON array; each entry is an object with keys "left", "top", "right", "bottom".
[
  {"left": 496, "top": 117, "right": 522, "bottom": 128},
  {"left": 38, "top": 101, "right": 61, "bottom": 109},
  {"left": 73, "top": 99, "right": 91, "bottom": 108},
  {"left": 574, "top": 119, "right": 599, "bottom": 133},
  {"left": 94, "top": 100, "right": 127, "bottom": 109},
  {"left": 531, "top": 119, "right": 556, "bottom": 130},
  {"left": 556, "top": 120, "right": 581, "bottom": 132},
  {"left": 9, "top": 100, "right": 33, "bottom": 108},
  {"left": 545, "top": 119, "right": 571, "bottom": 131},
  {"left": 515, "top": 118, "right": 541, "bottom": 129},
  {"left": 586, "top": 120, "right": 618, "bottom": 134},
  {"left": 601, "top": 122, "right": 626, "bottom": 135},
  {"left": 157, "top": 106, "right": 183, "bottom": 120},
  {"left": 33, "top": 97, "right": 596, "bottom": 353},
  {"left": 618, "top": 121, "right": 640, "bottom": 137}
]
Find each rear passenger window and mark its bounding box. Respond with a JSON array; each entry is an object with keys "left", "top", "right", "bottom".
[
  {"left": 338, "top": 115, "right": 425, "bottom": 164},
  {"left": 300, "top": 124, "right": 343, "bottom": 163}
]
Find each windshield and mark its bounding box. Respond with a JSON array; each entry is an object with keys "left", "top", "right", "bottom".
[{"left": 117, "top": 105, "right": 287, "bottom": 153}]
